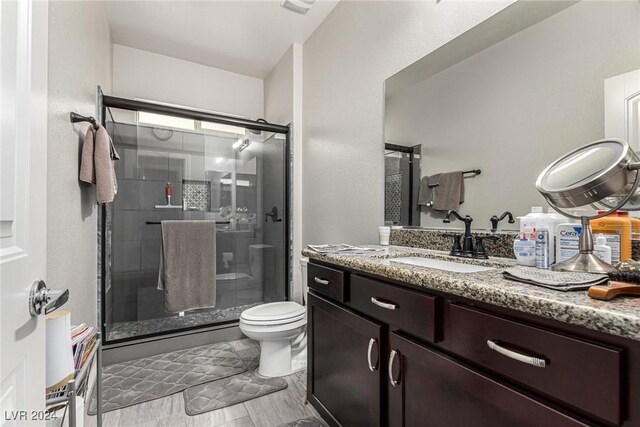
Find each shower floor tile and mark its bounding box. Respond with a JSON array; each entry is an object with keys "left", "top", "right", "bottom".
[{"left": 107, "top": 303, "right": 262, "bottom": 341}]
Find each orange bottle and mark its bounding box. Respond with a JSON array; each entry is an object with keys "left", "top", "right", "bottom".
[
  {"left": 590, "top": 212, "right": 631, "bottom": 263},
  {"left": 616, "top": 211, "right": 640, "bottom": 241}
]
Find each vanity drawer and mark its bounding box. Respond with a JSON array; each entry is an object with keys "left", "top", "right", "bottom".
[
  {"left": 449, "top": 303, "right": 623, "bottom": 425},
  {"left": 308, "top": 263, "right": 347, "bottom": 303},
  {"left": 349, "top": 275, "right": 441, "bottom": 343}
]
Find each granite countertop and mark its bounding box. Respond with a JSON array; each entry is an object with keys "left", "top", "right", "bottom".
[{"left": 302, "top": 245, "right": 640, "bottom": 342}]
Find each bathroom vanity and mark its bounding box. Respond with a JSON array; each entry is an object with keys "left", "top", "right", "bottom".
[{"left": 303, "top": 246, "right": 640, "bottom": 427}]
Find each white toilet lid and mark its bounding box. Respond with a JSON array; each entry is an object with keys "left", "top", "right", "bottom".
[{"left": 241, "top": 302, "right": 305, "bottom": 324}]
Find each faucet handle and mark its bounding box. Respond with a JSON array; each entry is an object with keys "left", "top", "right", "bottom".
[
  {"left": 450, "top": 233, "right": 463, "bottom": 256},
  {"left": 474, "top": 235, "right": 499, "bottom": 259},
  {"left": 490, "top": 211, "right": 515, "bottom": 232}
]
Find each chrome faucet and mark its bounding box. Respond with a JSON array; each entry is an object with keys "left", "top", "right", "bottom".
[{"left": 443, "top": 210, "right": 474, "bottom": 257}]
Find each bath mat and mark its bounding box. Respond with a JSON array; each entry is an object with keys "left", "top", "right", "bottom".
[
  {"left": 87, "top": 342, "right": 246, "bottom": 414},
  {"left": 183, "top": 357, "right": 287, "bottom": 415},
  {"left": 277, "top": 417, "right": 325, "bottom": 427}
]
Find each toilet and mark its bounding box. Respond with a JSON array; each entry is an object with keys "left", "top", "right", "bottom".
[{"left": 238, "top": 257, "right": 309, "bottom": 377}]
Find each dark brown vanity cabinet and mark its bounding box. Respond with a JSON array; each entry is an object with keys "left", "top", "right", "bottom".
[
  {"left": 387, "top": 332, "right": 587, "bottom": 427},
  {"left": 307, "top": 260, "right": 640, "bottom": 427},
  {"left": 307, "top": 293, "right": 383, "bottom": 427}
]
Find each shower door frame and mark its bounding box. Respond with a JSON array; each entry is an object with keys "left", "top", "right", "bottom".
[{"left": 99, "top": 95, "right": 291, "bottom": 345}]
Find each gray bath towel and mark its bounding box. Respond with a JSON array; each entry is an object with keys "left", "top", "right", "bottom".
[
  {"left": 79, "top": 125, "right": 119, "bottom": 204},
  {"left": 418, "top": 173, "right": 441, "bottom": 206},
  {"left": 157, "top": 220, "right": 217, "bottom": 313},
  {"left": 431, "top": 171, "right": 464, "bottom": 211}
]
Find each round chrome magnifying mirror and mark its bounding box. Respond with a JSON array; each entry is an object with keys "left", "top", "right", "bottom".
[{"left": 536, "top": 138, "right": 640, "bottom": 273}]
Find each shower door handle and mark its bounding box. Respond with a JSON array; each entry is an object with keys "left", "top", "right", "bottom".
[{"left": 265, "top": 206, "right": 282, "bottom": 223}]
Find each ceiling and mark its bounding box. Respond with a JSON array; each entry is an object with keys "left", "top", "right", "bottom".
[{"left": 104, "top": 1, "right": 339, "bottom": 79}]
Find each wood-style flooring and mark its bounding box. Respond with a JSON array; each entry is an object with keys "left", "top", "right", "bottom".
[{"left": 85, "top": 339, "right": 326, "bottom": 427}]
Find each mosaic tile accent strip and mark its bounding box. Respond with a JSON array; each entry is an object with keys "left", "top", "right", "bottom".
[
  {"left": 182, "top": 179, "right": 210, "bottom": 211},
  {"left": 302, "top": 245, "right": 640, "bottom": 341},
  {"left": 385, "top": 173, "right": 402, "bottom": 224}
]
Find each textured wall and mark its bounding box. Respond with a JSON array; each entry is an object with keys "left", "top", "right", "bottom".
[
  {"left": 112, "top": 44, "right": 264, "bottom": 119},
  {"left": 47, "top": 1, "right": 113, "bottom": 327},
  {"left": 385, "top": 1, "right": 640, "bottom": 229},
  {"left": 302, "top": 1, "right": 514, "bottom": 246}
]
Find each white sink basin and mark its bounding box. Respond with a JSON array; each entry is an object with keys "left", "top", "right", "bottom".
[{"left": 390, "top": 257, "right": 495, "bottom": 273}]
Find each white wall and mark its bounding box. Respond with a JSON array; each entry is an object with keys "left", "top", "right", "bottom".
[
  {"left": 263, "top": 44, "right": 304, "bottom": 304},
  {"left": 385, "top": 1, "right": 640, "bottom": 228},
  {"left": 264, "top": 46, "right": 293, "bottom": 125},
  {"left": 302, "top": 1, "right": 515, "bottom": 246},
  {"left": 47, "top": 1, "right": 113, "bottom": 327},
  {"left": 113, "top": 44, "right": 263, "bottom": 119}
]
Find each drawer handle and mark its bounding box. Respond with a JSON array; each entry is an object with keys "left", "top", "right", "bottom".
[
  {"left": 314, "top": 277, "right": 330, "bottom": 285},
  {"left": 367, "top": 338, "right": 378, "bottom": 372},
  {"left": 371, "top": 297, "right": 398, "bottom": 310},
  {"left": 487, "top": 340, "right": 547, "bottom": 368},
  {"left": 388, "top": 350, "right": 401, "bottom": 387}
]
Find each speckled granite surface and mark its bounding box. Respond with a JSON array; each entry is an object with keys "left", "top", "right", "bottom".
[
  {"left": 302, "top": 245, "right": 640, "bottom": 342},
  {"left": 389, "top": 228, "right": 518, "bottom": 259}
]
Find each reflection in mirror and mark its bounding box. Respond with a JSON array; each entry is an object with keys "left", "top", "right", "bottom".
[
  {"left": 384, "top": 144, "right": 421, "bottom": 226},
  {"left": 384, "top": 1, "right": 640, "bottom": 230}
]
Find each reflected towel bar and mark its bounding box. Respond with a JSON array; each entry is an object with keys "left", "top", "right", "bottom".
[{"left": 462, "top": 169, "right": 481, "bottom": 176}]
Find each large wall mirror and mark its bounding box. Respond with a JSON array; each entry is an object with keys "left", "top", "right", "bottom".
[{"left": 384, "top": 1, "right": 640, "bottom": 230}]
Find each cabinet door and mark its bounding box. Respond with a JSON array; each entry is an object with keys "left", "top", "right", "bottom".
[
  {"left": 308, "top": 293, "right": 383, "bottom": 427},
  {"left": 387, "top": 332, "right": 587, "bottom": 427}
]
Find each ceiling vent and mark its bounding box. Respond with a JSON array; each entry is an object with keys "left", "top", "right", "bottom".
[{"left": 280, "top": 0, "right": 316, "bottom": 15}]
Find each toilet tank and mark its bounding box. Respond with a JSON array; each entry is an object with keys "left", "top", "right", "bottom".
[{"left": 300, "top": 257, "right": 309, "bottom": 305}]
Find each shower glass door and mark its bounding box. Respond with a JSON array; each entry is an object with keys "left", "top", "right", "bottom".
[{"left": 104, "top": 106, "right": 288, "bottom": 343}]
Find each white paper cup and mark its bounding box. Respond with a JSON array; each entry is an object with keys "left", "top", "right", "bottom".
[{"left": 379, "top": 226, "right": 391, "bottom": 246}]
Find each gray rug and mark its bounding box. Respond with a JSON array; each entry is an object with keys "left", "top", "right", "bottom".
[
  {"left": 183, "top": 356, "right": 288, "bottom": 415},
  {"left": 277, "top": 417, "right": 324, "bottom": 427},
  {"left": 88, "top": 342, "right": 247, "bottom": 414}
]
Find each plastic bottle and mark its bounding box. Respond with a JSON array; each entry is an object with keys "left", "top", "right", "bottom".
[
  {"left": 545, "top": 208, "right": 565, "bottom": 264},
  {"left": 616, "top": 211, "right": 640, "bottom": 241},
  {"left": 519, "top": 207, "right": 546, "bottom": 233},
  {"left": 555, "top": 222, "right": 582, "bottom": 262},
  {"left": 513, "top": 227, "right": 536, "bottom": 266},
  {"left": 590, "top": 212, "right": 631, "bottom": 263},
  {"left": 535, "top": 225, "right": 551, "bottom": 269},
  {"left": 593, "top": 234, "right": 612, "bottom": 264}
]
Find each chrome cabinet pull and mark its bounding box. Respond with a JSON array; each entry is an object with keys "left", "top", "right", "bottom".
[
  {"left": 367, "top": 338, "right": 378, "bottom": 371},
  {"left": 371, "top": 297, "right": 398, "bottom": 310},
  {"left": 314, "top": 277, "right": 330, "bottom": 285},
  {"left": 487, "top": 340, "right": 546, "bottom": 368},
  {"left": 388, "top": 350, "right": 401, "bottom": 387}
]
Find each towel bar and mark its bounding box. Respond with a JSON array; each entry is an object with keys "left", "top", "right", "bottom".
[
  {"left": 145, "top": 221, "right": 231, "bottom": 225},
  {"left": 70, "top": 112, "right": 99, "bottom": 129}
]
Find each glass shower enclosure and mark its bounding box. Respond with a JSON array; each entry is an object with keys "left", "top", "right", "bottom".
[{"left": 100, "top": 96, "right": 289, "bottom": 344}]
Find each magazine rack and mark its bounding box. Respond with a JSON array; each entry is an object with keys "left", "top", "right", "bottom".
[{"left": 45, "top": 332, "right": 102, "bottom": 427}]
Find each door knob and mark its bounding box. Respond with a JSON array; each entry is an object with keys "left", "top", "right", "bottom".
[{"left": 29, "top": 280, "right": 69, "bottom": 316}]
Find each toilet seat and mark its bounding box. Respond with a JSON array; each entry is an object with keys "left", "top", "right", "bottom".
[{"left": 240, "top": 302, "right": 305, "bottom": 326}]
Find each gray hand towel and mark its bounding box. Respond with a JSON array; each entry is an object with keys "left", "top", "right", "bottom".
[
  {"left": 79, "top": 125, "right": 120, "bottom": 204},
  {"left": 158, "top": 220, "right": 217, "bottom": 313},
  {"left": 431, "top": 171, "right": 464, "bottom": 211},
  {"left": 418, "top": 174, "right": 441, "bottom": 206}
]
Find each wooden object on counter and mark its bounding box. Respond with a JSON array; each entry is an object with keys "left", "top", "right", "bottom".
[{"left": 588, "top": 281, "right": 640, "bottom": 301}]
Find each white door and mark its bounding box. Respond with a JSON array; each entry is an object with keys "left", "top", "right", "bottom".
[
  {"left": 0, "top": 0, "right": 49, "bottom": 425},
  {"left": 605, "top": 69, "right": 640, "bottom": 149}
]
